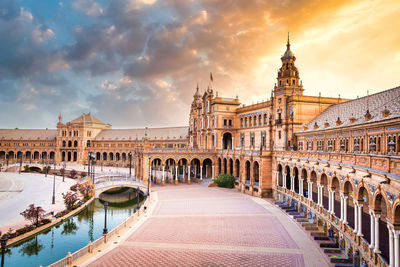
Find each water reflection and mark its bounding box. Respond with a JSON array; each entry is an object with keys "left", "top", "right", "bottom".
[{"left": 5, "top": 196, "right": 140, "bottom": 267}]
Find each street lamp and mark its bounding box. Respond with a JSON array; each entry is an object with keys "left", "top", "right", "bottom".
[
  {"left": 137, "top": 187, "right": 140, "bottom": 210},
  {"left": 103, "top": 202, "right": 108, "bottom": 235},
  {"left": 148, "top": 156, "right": 151, "bottom": 197},
  {"left": 52, "top": 166, "right": 56, "bottom": 204},
  {"left": 19, "top": 152, "right": 23, "bottom": 174},
  {"left": 128, "top": 152, "right": 132, "bottom": 177},
  {"left": 0, "top": 235, "right": 8, "bottom": 267}
]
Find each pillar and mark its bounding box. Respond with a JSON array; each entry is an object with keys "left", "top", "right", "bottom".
[
  {"left": 182, "top": 165, "right": 186, "bottom": 183},
  {"left": 394, "top": 230, "right": 399, "bottom": 267},
  {"left": 331, "top": 191, "right": 335, "bottom": 215},
  {"left": 388, "top": 226, "right": 394, "bottom": 267},
  {"left": 200, "top": 163, "right": 203, "bottom": 180},
  {"left": 283, "top": 173, "right": 287, "bottom": 188},
  {"left": 357, "top": 204, "right": 363, "bottom": 236},
  {"left": 328, "top": 189, "right": 332, "bottom": 213},
  {"left": 162, "top": 166, "right": 165, "bottom": 186},
  {"left": 340, "top": 194, "right": 344, "bottom": 221},
  {"left": 291, "top": 176, "right": 295, "bottom": 192},
  {"left": 343, "top": 196, "right": 348, "bottom": 224},
  {"left": 369, "top": 211, "right": 375, "bottom": 250},
  {"left": 308, "top": 181, "right": 313, "bottom": 201},
  {"left": 374, "top": 214, "right": 380, "bottom": 253},
  {"left": 276, "top": 172, "right": 279, "bottom": 186},
  {"left": 188, "top": 166, "right": 191, "bottom": 184},
  {"left": 212, "top": 166, "right": 215, "bottom": 180},
  {"left": 353, "top": 202, "right": 358, "bottom": 233},
  {"left": 299, "top": 179, "right": 303, "bottom": 196},
  {"left": 175, "top": 166, "right": 178, "bottom": 185}
]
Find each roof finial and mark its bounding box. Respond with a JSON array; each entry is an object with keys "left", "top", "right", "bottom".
[
  {"left": 287, "top": 32, "right": 290, "bottom": 45},
  {"left": 196, "top": 82, "right": 199, "bottom": 92}
]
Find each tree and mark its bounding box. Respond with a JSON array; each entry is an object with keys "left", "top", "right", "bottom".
[
  {"left": 62, "top": 191, "right": 78, "bottom": 210},
  {"left": 69, "top": 169, "right": 77, "bottom": 179},
  {"left": 20, "top": 204, "right": 45, "bottom": 227},
  {"left": 79, "top": 184, "right": 93, "bottom": 199}
]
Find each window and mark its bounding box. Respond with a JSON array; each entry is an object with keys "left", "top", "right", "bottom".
[
  {"left": 264, "top": 114, "right": 267, "bottom": 125},
  {"left": 224, "top": 119, "right": 227, "bottom": 126},
  {"left": 278, "top": 131, "right": 281, "bottom": 139},
  {"left": 245, "top": 117, "right": 248, "bottom": 127},
  {"left": 229, "top": 120, "right": 232, "bottom": 126},
  {"left": 258, "top": 115, "right": 262, "bottom": 126},
  {"left": 87, "top": 140, "right": 91, "bottom": 147},
  {"left": 253, "top": 116, "right": 257, "bottom": 126},
  {"left": 249, "top": 117, "right": 252, "bottom": 127},
  {"left": 241, "top": 118, "right": 243, "bottom": 128}
]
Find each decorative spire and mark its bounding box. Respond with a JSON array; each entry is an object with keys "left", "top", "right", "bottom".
[{"left": 287, "top": 32, "right": 290, "bottom": 49}]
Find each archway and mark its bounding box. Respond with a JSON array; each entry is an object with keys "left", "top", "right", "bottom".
[
  {"left": 245, "top": 161, "right": 250, "bottom": 184},
  {"left": 285, "top": 165, "right": 291, "bottom": 190},
  {"left": 177, "top": 158, "right": 188, "bottom": 182},
  {"left": 320, "top": 173, "right": 328, "bottom": 210},
  {"left": 96, "top": 152, "right": 101, "bottom": 161},
  {"left": 253, "top": 161, "right": 259, "bottom": 186},
  {"left": 218, "top": 158, "right": 222, "bottom": 175},
  {"left": 277, "top": 164, "right": 283, "bottom": 187},
  {"left": 310, "top": 171, "right": 318, "bottom": 203},
  {"left": 49, "top": 151, "right": 55, "bottom": 160},
  {"left": 68, "top": 151, "right": 72, "bottom": 161},
  {"left": 116, "top": 153, "right": 120, "bottom": 161},
  {"left": 68, "top": 140, "right": 72, "bottom": 147},
  {"left": 62, "top": 151, "right": 66, "bottom": 161},
  {"left": 223, "top": 158, "right": 227, "bottom": 174},
  {"left": 190, "top": 158, "right": 200, "bottom": 179},
  {"left": 229, "top": 158, "right": 233, "bottom": 175},
  {"left": 73, "top": 151, "right": 77, "bottom": 162},
  {"left": 331, "top": 176, "right": 340, "bottom": 216},
  {"left": 293, "top": 167, "right": 299, "bottom": 193},
  {"left": 74, "top": 140, "right": 78, "bottom": 147},
  {"left": 343, "top": 181, "right": 355, "bottom": 230},
  {"left": 235, "top": 159, "right": 240, "bottom": 178},
  {"left": 222, "top": 132, "right": 232, "bottom": 149},
  {"left": 373, "top": 193, "right": 389, "bottom": 261},
  {"left": 203, "top": 158, "right": 213, "bottom": 179},
  {"left": 301, "top": 168, "right": 307, "bottom": 196},
  {"left": 103, "top": 152, "right": 107, "bottom": 161},
  {"left": 165, "top": 158, "right": 176, "bottom": 183},
  {"left": 357, "top": 186, "right": 371, "bottom": 243},
  {"left": 109, "top": 152, "right": 114, "bottom": 161}
]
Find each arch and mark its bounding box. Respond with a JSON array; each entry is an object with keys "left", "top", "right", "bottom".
[
  {"left": 33, "top": 151, "right": 40, "bottom": 160},
  {"left": 68, "top": 140, "right": 72, "bottom": 147},
  {"left": 116, "top": 153, "right": 120, "bottom": 161},
  {"left": 190, "top": 158, "right": 200, "bottom": 179},
  {"left": 74, "top": 140, "right": 78, "bottom": 147},
  {"left": 222, "top": 132, "right": 233, "bottom": 149},
  {"left": 103, "top": 152, "right": 107, "bottom": 161},
  {"left": 218, "top": 158, "right": 222, "bottom": 175},
  {"left": 122, "top": 153, "right": 127, "bottom": 161},
  {"left": 229, "top": 158, "right": 233, "bottom": 175},
  {"left": 277, "top": 163, "right": 283, "bottom": 187},
  {"left": 235, "top": 159, "right": 240, "bottom": 178},
  {"left": 223, "top": 158, "right": 227, "bottom": 174},
  {"left": 25, "top": 151, "right": 32, "bottom": 161},
  {"left": 372, "top": 191, "right": 390, "bottom": 261},
  {"left": 285, "top": 165, "right": 291, "bottom": 190},
  {"left": 393, "top": 203, "right": 400, "bottom": 225},
  {"left": 49, "top": 151, "right": 55, "bottom": 160},
  {"left": 96, "top": 152, "right": 101, "bottom": 161},
  {"left": 293, "top": 167, "right": 299, "bottom": 193},
  {"left": 245, "top": 160, "right": 250, "bottom": 183},
  {"left": 62, "top": 140, "right": 66, "bottom": 147},
  {"left": 109, "top": 152, "right": 114, "bottom": 161},
  {"left": 68, "top": 151, "right": 72, "bottom": 161},
  {"left": 17, "top": 151, "right": 23, "bottom": 159},
  {"left": 73, "top": 151, "right": 77, "bottom": 161},
  {"left": 320, "top": 173, "right": 328, "bottom": 210},
  {"left": 253, "top": 161, "right": 260, "bottom": 185},
  {"left": 343, "top": 179, "right": 355, "bottom": 195},
  {"left": 0, "top": 151, "right": 5, "bottom": 160},
  {"left": 203, "top": 158, "right": 213, "bottom": 179},
  {"left": 62, "top": 151, "right": 66, "bottom": 161},
  {"left": 357, "top": 185, "right": 371, "bottom": 242},
  {"left": 8, "top": 151, "right": 15, "bottom": 160}
]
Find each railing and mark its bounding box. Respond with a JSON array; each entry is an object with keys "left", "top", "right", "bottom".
[
  {"left": 48, "top": 195, "right": 152, "bottom": 267},
  {"left": 275, "top": 187, "right": 387, "bottom": 267}
]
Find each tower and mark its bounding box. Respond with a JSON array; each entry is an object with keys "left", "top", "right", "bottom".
[{"left": 274, "top": 33, "right": 303, "bottom": 96}]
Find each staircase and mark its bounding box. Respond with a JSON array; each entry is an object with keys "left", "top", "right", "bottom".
[{"left": 274, "top": 200, "right": 354, "bottom": 266}]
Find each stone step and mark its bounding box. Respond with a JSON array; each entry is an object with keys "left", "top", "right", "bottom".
[
  {"left": 320, "top": 242, "right": 339, "bottom": 248},
  {"left": 334, "top": 264, "right": 354, "bottom": 267},
  {"left": 296, "top": 218, "right": 309, "bottom": 222},
  {"left": 324, "top": 248, "right": 342, "bottom": 254},
  {"left": 330, "top": 257, "right": 353, "bottom": 264},
  {"left": 314, "top": 236, "right": 329, "bottom": 240},
  {"left": 293, "top": 214, "right": 306, "bottom": 219},
  {"left": 305, "top": 226, "right": 319, "bottom": 231},
  {"left": 300, "top": 222, "right": 315, "bottom": 227}
]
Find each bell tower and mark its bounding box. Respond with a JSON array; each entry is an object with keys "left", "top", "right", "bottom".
[{"left": 274, "top": 33, "right": 304, "bottom": 96}]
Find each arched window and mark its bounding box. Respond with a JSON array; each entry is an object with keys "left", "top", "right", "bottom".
[
  {"left": 62, "top": 140, "right": 66, "bottom": 147},
  {"left": 68, "top": 140, "right": 72, "bottom": 147},
  {"left": 74, "top": 140, "right": 78, "bottom": 147},
  {"left": 87, "top": 140, "right": 91, "bottom": 147}
]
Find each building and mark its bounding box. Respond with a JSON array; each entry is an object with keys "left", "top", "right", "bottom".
[{"left": 0, "top": 36, "right": 399, "bottom": 266}]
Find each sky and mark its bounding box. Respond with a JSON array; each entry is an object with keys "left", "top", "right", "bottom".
[{"left": 0, "top": 0, "right": 399, "bottom": 129}]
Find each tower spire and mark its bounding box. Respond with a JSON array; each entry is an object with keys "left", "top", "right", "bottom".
[{"left": 287, "top": 32, "right": 290, "bottom": 48}]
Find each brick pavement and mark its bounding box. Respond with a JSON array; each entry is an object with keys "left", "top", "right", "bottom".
[{"left": 87, "top": 184, "right": 329, "bottom": 267}]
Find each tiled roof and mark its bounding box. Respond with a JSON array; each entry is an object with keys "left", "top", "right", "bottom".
[
  {"left": 69, "top": 113, "right": 105, "bottom": 125},
  {"left": 299, "top": 86, "right": 400, "bottom": 133},
  {"left": 94, "top": 127, "right": 189, "bottom": 140},
  {"left": 0, "top": 129, "right": 57, "bottom": 140}
]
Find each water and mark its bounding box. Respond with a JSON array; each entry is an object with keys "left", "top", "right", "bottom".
[{"left": 3, "top": 197, "right": 141, "bottom": 267}]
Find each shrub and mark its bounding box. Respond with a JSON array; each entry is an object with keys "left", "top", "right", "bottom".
[
  {"left": 79, "top": 184, "right": 93, "bottom": 200},
  {"left": 214, "top": 174, "right": 235, "bottom": 188},
  {"left": 23, "top": 165, "right": 30, "bottom": 172},
  {"left": 62, "top": 191, "right": 78, "bottom": 210},
  {"left": 70, "top": 184, "right": 79, "bottom": 192},
  {"left": 69, "top": 169, "right": 77, "bottom": 179},
  {"left": 20, "top": 204, "right": 46, "bottom": 227},
  {"left": 80, "top": 171, "right": 87, "bottom": 178}
]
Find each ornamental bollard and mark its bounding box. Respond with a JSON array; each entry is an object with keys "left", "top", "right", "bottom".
[
  {"left": 88, "top": 241, "right": 93, "bottom": 253},
  {"left": 67, "top": 251, "right": 72, "bottom": 267}
]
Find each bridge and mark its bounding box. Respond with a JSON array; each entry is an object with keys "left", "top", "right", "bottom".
[{"left": 79, "top": 173, "right": 148, "bottom": 198}]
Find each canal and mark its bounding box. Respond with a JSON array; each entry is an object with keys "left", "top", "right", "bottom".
[{"left": 4, "top": 197, "right": 141, "bottom": 267}]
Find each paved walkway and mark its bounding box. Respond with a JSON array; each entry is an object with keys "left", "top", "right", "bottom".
[{"left": 87, "top": 184, "right": 329, "bottom": 266}]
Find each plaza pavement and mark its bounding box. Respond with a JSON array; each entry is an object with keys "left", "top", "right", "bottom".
[
  {"left": 85, "top": 184, "right": 330, "bottom": 267},
  {"left": 0, "top": 172, "right": 75, "bottom": 233}
]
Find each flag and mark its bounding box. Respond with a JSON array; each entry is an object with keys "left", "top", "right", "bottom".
[{"left": 210, "top": 72, "right": 213, "bottom": 83}]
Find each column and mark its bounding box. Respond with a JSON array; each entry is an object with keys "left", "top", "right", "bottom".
[
  {"left": 200, "top": 164, "right": 203, "bottom": 180},
  {"left": 232, "top": 137, "right": 234, "bottom": 149},
  {"left": 276, "top": 172, "right": 279, "bottom": 186},
  {"left": 343, "top": 196, "right": 348, "bottom": 224},
  {"left": 331, "top": 191, "right": 335, "bottom": 215},
  {"left": 283, "top": 173, "right": 287, "bottom": 188},
  {"left": 374, "top": 214, "right": 380, "bottom": 253},
  {"left": 162, "top": 166, "right": 165, "bottom": 186},
  {"left": 299, "top": 179, "right": 303, "bottom": 196},
  {"left": 394, "top": 231, "right": 399, "bottom": 267},
  {"left": 308, "top": 181, "right": 313, "bottom": 200},
  {"left": 369, "top": 211, "right": 375, "bottom": 250},
  {"left": 320, "top": 185, "right": 324, "bottom": 207},
  {"left": 353, "top": 202, "right": 359, "bottom": 233},
  {"left": 388, "top": 226, "right": 394, "bottom": 267},
  {"left": 357, "top": 204, "right": 363, "bottom": 236},
  {"left": 291, "top": 176, "right": 294, "bottom": 192},
  {"left": 328, "top": 189, "right": 332, "bottom": 213},
  {"left": 175, "top": 166, "right": 178, "bottom": 185},
  {"left": 188, "top": 166, "right": 191, "bottom": 184},
  {"left": 340, "top": 194, "right": 344, "bottom": 221},
  {"left": 212, "top": 166, "right": 215, "bottom": 180}
]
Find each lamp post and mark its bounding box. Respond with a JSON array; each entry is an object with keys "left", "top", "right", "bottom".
[
  {"left": 148, "top": 156, "right": 151, "bottom": 197},
  {"left": 5, "top": 150, "right": 8, "bottom": 168},
  {"left": 62, "top": 161, "right": 66, "bottom": 182},
  {"left": 0, "top": 235, "right": 8, "bottom": 267},
  {"left": 128, "top": 152, "right": 132, "bottom": 177},
  {"left": 19, "top": 152, "right": 23, "bottom": 174},
  {"left": 137, "top": 187, "right": 140, "bottom": 210},
  {"left": 103, "top": 202, "right": 108, "bottom": 234},
  {"left": 52, "top": 164, "right": 56, "bottom": 204}
]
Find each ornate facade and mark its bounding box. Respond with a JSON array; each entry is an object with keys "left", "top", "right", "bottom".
[{"left": 1, "top": 37, "right": 399, "bottom": 266}]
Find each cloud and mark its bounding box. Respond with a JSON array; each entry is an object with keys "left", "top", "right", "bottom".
[
  {"left": 32, "top": 25, "right": 55, "bottom": 43},
  {"left": 73, "top": 0, "right": 103, "bottom": 17}
]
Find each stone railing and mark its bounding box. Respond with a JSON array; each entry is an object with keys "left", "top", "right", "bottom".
[
  {"left": 48, "top": 195, "right": 152, "bottom": 267},
  {"left": 275, "top": 187, "right": 388, "bottom": 267},
  {"left": 274, "top": 150, "right": 400, "bottom": 176}
]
